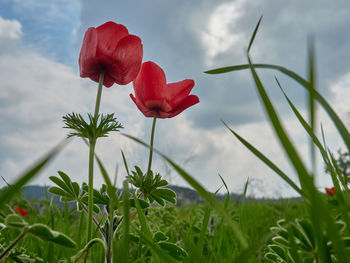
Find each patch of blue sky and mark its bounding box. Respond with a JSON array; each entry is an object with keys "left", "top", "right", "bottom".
[{"left": 0, "top": 0, "right": 81, "bottom": 67}]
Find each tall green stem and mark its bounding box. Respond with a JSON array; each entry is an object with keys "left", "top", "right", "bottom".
[
  {"left": 94, "top": 71, "right": 105, "bottom": 119},
  {"left": 146, "top": 112, "right": 157, "bottom": 176},
  {"left": 87, "top": 71, "right": 104, "bottom": 240}
]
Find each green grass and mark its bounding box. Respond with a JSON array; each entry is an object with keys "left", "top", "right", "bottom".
[{"left": 0, "top": 196, "right": 307, "bottom": 262}]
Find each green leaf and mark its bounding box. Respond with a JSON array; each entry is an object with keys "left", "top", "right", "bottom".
[
  {"left": 28, "top": 224, "right": 76, "bottom": 248},
  {"left": 126, "top": 198, "right": 149, "bottom": 209},
  {"left": 158, "top": 241, "right": 188, "bottom": 261},
  {"left": 0, "top": 141, "right": 66, "bottom": 206},
  {"left": 49, "top": 186, "right": 71, "bottom": 197},
  {"left": 153, "top": 188, "right": 176, "bottom": 199},
  {"left": 5, "top": 214, "right": 28, "bottom": 228},
  {"left": 151, "top": 193, "right": 165, "bottom": 207},
  {"left": 264, "top": 252, "right": 279, "bottom": 262},
  {"left": 57, "top": 171, "right": 74, "bottom": 193},
  {"left": 154, "top": 231, "right": 168, "bottom": 242},
  {"left": 72, "top": 182, "right": 80, "bottom": 197},
  {"left": 49, "top": 176, "right": 72, "bottom": 195},
  {"left": 268, "top": 244, "right": 286, "bottom": 260},
  {"left": 142, "top": 237, "right": 180, "bottom": 263}
]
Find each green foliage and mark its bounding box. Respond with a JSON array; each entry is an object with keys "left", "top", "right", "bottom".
[
  {"left": 28, "top": 224, "right": 76, "bottom": 248},
  {"left": 49, "top": 172, "right": 100, "bottom": 214},
  {"left": 265, "top": 218, "right": 350, "bottom": 262},
  {"left": 63, "top": 112, "right": 123, "bottom": 140},
  {"left": 127, "top": 166, "right": 176, "bottom": 206}
]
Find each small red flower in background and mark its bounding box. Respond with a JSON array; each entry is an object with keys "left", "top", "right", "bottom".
[
  {"left": 14, "top": 206, "right": 28, "bottom": 216},
  {"left": 181, "top": 213, "right": 186, "bottom": 218},
  {"left": 325, "top": 187, "right": 336, "bottom": 196},
  {"left": 129, "top": 213, "right": 137, "bottom": 219},
  {"left": 79, "top": 21, "right": 143, "bottom": 87},
  {"left": 130, "top": 61, "right": 199, "bottom": 118}
]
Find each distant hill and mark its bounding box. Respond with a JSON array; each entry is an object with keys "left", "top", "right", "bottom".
[
  {"left": 16, "top": 185, "right": 244, "bottom": 205},
  {"left": 3, "top": 185, "right": 298, "bottom": 205}
]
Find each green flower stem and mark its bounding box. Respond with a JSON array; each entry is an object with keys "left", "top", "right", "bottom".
[
  {"left": 0, "top": 230, "right": 27, "bottom": 260},
  {"left": 146, "top": 112, "right": 158, "bottom": 176},
  {"left": 87, "top": 71, "right": 105, "bottom": 241},
  {"left": 94, "top": 71, "right": 105, "bottom": 118}
]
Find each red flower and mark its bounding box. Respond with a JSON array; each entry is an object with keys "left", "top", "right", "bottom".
[
  {"left": 130, "top": 61, "right": 199, "bottom": 118},
  {"left": 325, "top": 187, "right": 336, "bottom": 196},
  {"left": 181, "top": 213, "right": 186, "bottom": 218},
  {"left": 79, "top": 21, "right": 143, "bottom": 87},
  {"left": 14, "top": 206, "right": 28, "bottom": 216}
]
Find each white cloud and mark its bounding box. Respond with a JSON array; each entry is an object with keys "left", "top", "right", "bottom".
[
  {"left": 200, "top": 1, "right": 247, "bottom": 66},
  {"left": 0, "top": 16, "right": 22, "bottom": 48}
]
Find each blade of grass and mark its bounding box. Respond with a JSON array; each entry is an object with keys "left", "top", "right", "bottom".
[
  {"left": 247, "top": 55, "right": 311, "bottom": 190},
  {"left": 205, "top": 63, "right": 350, "bottom": 156},
  {"left": 222, "top": 121, "right": 303, "bottom": 196},
  {"left": 123, "top": 133, "right": 248, "bottom": 249},
  {"left": 116, "top": 181, "right": 130, "bottom": 262},
  {"left": 277, "top": 78, "right": 344, "bottom": 203},
  {"left": 247, "top": 15, "right": 263, "bottom": 53},
  {"left": 218, "top": 174, "right": 230, "bottom": 209},
  {"left": 307, "top": 39, "right": 317, "bottom": 173},
  {"left": 198, "top": 206, "right": 210, "bottom": 258},
  {"left": 248, "top": 56, "right": 347, "bottom": 262},
  {"left": 0, "top": 140, "right": 66, "bottom": 206},
  {"left": 121, "top": 150, "right": 131, "bottom": 176}
]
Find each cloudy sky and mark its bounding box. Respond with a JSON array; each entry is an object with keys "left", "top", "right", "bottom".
[{"left": 1, "top": 0, "right": 350, "bottom": 197}]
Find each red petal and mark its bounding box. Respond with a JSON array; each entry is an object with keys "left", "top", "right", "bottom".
[
  {"left": 130, "top": 94, "right": 155, "bottom": 117},
  {"left": 111, "top": 35, "right": 143, "bottom": 85},
  {"left": 158, "top": 95, "right": 199, "bottom": 118},
  {"left": 166, "top": 79, "right": 195, "bottom": 109},
  {"left": 133, "top": 61, "right": 167, "bottom": 105},
  {"left": 79, "top": 27, "right": 98, "bottom": 77},
  {"left": 96, "top": 21, "right": 129, "bottom": 59}
]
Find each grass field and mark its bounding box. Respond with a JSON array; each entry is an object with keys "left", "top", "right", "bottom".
[{"left": 1, "top": 193, "right": 308, "bottom": 262}]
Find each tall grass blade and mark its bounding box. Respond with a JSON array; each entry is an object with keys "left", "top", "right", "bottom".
[
  {"left": 307, "top": 40, "right": 317, "bottom": 173},
  {"left": 205, "top": 63, "right": 350, "bottom": 155},
  {"left": 0, "top": 141, "right": 66, "bottom": 206},
  {"left": 248, "top": 57, "right": 347, "bottom": 262},
  {"left": 198, "top": 207, "right": 210, "bottom": 257},
  {"left": 222, "top": 121, "right": 303, "bottom": 196},
  {"left": 247, "top": 15, "right": 263, "bottom": 53},
  {"left": 121, "top": 150, "right": 131, "bottom": 176},
  {"left": 277, "top": 79, "right": 344, "bottom": 203},
  {"left": 117, "top": 181, "right": 130, "bottom": 262},
  {"left": 218, "top": 174, "right": 230, "bottom": 209}
]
